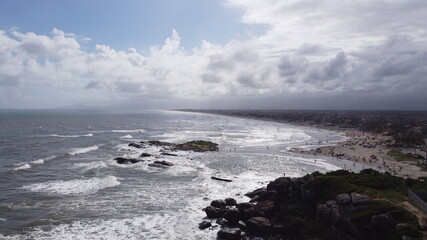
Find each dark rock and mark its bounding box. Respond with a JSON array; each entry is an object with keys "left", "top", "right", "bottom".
[
  {"left": 161, "top": 152, "right": 178, "bottom": 156},
  {"left": 267, "top": 177, "right": 291, "bottom": 192},
  {"left": 246, "top": 217, "right": 272, "bottom": 236},
  {"left": 272, "top": 223, "right": 286, "bottom": 235},
  {"left": 211, "top": 176, "right": 232, "bottom": 182},
  {"left": 148, "top": 163, "right": 167, "bottom": 168},
  {"left": 224, "top": 209, "right": 241, "bottom": 224},
  {"left": 237, "top": 220, "right": 246, "bottom": 230},
  {"left": 225, "top": 198, "right": 237, "bottom": 206},
  {"left": 396, "top": 223, "right": 408, "bottom": 230},
  {"left": 249, "top": 195, "right": 260, "bottom": 203},
  {"left": 260, "top": 190, "right": 281, "bottom": 202},
  {"left": 237, "top": 202, "right": 254, "bottom": 212},
  {"left": 198, "top": 221, "right": 211, "bottom": 230},
  {"left": 114, "top": 157, "right": 141, "bottom": 164},
  {"left": 217, "top": 227, "right": 241, "bottom": 240},
  {"left": 204, "top": 206, "right": 223, "bottom": 218},
  {"left": 140, "top": 153, "right": 152, "bottom": 157},
  {"left": 153, "top": 160, "right": 174, "bottom": 166},
  {"left": 216, "top": 218, "right": 227, "bottom": 226},
  {"left": 241, "top": 207, "right": 256, "bottom": 220},
  {"left": 147, "top": 140, "right": 172, "bottom": 147},
  {"left": 211, "top": 199, "right": 226, "bottom": 208},
  {"left": 402, "top": 235, "right": 412, "bottom": 240},
  {"left": 128, "top": 143, "right": 143, "bottom": 148},
  {"left": 245, "top": 188, "right": 267, "bottom": 198},
  {"left": 371, "top": 213, "right": 394, "bottom": 233},
  {"left": 255, "top": 200, "right": 277, "bottom": 218},
  {"left": 350, "top": 192, "right": 370, "bottom": 205},
  {"left": 326, "top": 200, "right": 337, "bottom": 207},
  {"left": 336, "top": 193, "right": 351, "bottom": 205},
  {"left": 174, "top": 140, "right": 218, "bottom": 152}
]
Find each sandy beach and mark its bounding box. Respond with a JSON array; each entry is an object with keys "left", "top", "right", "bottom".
[{"left": 292, "top": 130, "right": 427, "bottom": 179}]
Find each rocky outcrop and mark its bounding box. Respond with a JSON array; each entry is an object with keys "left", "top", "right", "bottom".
[
  {"left": 246, "top": 217, "right": 271, "bottom": 236},
  {"left": 199, "top": 171, "right": 420, "bottom": 240},
  {"left": 198, "top": 221, "right": 211, "bottom": 230},
  {"left": 174, "top": 140, "right": 218, "bottom": 152},
  {"left": 114, "top": 157, "right": 141, "bottom": 164},
  {"left": 115, "top": 140, "right": 218, "bottom": 165},
  {"left": 217, "top": 227, "right": 241, "bottom": 240},
  {"left": 128, "top": 140, "right": 218, "bottom": 152}
]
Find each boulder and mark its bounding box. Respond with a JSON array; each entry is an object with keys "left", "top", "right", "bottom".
[
  {"left": 204, "top": 206, "right": 223, "bottom": 218},
  {"left": 272, "top": 223, "right": 287, "bottom": 235},
  {"left": 237, "top": 202, "right": 253, "bottom": 212},
  {"left": 402, "top": 235, "right": 412, "bottom": 240},
  {"left": 245, "top": 188, "right": 267, "bottom": 198},
  {"left": 371, "top": 213, "right": 394, "bottom": 233},
  {"left": 350, "top": 192, "right": 370, "bottom": 205},
  {"left": 336, "top": 193, "right": 351, "bottom": 205},
  {"left": 147, "top": 140, "right": 172, "bottom": 146},
  {"left": 114, "top": 157, "right": 141, "bottom": 164},
  {"left": 174, "top": 140, "right": 218, "bottom": 152},
  {"left": 140, "top": 153, "right": 152, "bottom": 157},
  {"left": 224, "top": 209, "right": 241, "bottom": 224},
  {"left": 217, "top": 227, "right": 241, "bottom": 240},
  {"left": 260, "top": 190, "right": 281, "bottom": 202},
  {"left": 225, "top": 198, "right": 237, "bottom": 206},
  {"left": 211, "top": 199, "right": 226, "bottom": 208},
  {"left": 255, "top": 200, "right": 277, "bottom": 218},
  {"left": 267, "top": 177, "right": 291, "bottom": 192},
  {"left": 237, "top": 220, "right": 246, "bottom": 230},
  {"left": 128, "top": 143, "right": 143, "bottom": 148},
  {"left": 198, "top": 221, "right": 211, "bottom": 230},
  {"left": 153, "top": 160, "right": 174, "bottom": 166},
  {"left": 148, "top": 163, "right": 168, "bottom": 169},
  {"left": 216, "top": 218, "right": 227, "bottom": 226},
  {"left": 161, "top": 152, "right": 178, "bottom": 156},
  {"left": 246, "top": 217, "right": 272, "bottom": 236}
]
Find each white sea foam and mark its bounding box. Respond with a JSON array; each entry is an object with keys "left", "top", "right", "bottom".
[
  {"left": 111, "top": 129, "right": 144, "bottom": 134},
  {"left": 22, "top": 176, "right": 120, "bottom": 196},
  {"left": 0, "top": 214, "right": 212, "bottom": 240},
  {"left": 31, "top": 155, "right": 55, "bottom": 164},
  {"left": 45, "top": 133, "right": 93, "bottom": 138},
  {"left": 119, "top": 134, "right": 133, "bottom": 139},
  {"left": 74, "top": 161, "right": 108, "bottom": 171},
  {"left": 66, "top": 145, "right": 100, "bottom": 156},
  {"left": 13, "top": 163, "right": 31, "bottom": 171}
]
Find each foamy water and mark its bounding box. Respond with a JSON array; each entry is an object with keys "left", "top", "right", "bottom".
[
  {"left": 0, "top": 110, "right": 349, "bottom": 239},
  {"left": 22, "top": 176, "right": 120, "bottom": 196},
  {"left": 44, "top": 133, "right": 93, "bottom": 138},
  {"left": 66, "top": 145, "right": 100, "bottom": 156}
]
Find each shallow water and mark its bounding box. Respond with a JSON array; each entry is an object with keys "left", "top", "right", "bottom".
[{"left": 0, "top": 109, "right": 353, "bottom": 239}]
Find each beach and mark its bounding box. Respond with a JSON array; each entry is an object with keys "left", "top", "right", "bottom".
[
  {"left": 291, "top": 130, "right": 427, "bottom": 178},
  {"left": 184, "top": 109, "right": 427, "bottom": 179}
]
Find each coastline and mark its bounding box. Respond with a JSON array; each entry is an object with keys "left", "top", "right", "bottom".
[{"left": 180, "top": 109, "right": 427, "bottom": 179}]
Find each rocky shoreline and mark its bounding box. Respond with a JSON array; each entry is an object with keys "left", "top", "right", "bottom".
[
  {"left": 199, "top": 170, "right": 425, "bottom": 240},
  {"left": 113, "top": 140, "right": 219, "bottom": 167}
]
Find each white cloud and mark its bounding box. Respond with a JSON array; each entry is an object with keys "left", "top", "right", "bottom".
[{"left": 0, "top": 1, "right": 426, "bottom": 109}]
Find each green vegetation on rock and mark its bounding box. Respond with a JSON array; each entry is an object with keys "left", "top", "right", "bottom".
[{"left": 174, "top": 140, "right": 218, "bottom": 152}]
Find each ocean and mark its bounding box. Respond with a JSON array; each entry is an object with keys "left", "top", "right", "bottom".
[{"left": 0, "top": 109, "right": 355, "bottom": 239}]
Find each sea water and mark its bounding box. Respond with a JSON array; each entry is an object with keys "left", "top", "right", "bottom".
[{"left": 0, "top": 109, "right": 350, "bottom": 239}]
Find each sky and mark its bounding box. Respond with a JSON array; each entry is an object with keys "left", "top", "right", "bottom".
[{"left": 0, "top": 0, "right": 426, "bottom": 110}]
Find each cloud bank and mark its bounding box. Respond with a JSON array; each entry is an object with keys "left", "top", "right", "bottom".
[{"left": 1, "top": 0, "right": 426, "bottom": 109}]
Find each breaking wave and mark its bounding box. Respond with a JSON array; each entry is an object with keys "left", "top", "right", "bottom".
[{"left": 22, "top": 176, "right": 120, "bottom": 196}]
